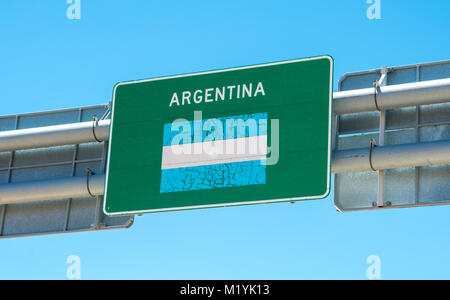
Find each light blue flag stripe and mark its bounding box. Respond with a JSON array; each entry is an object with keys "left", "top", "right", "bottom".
[{"left": 160, "top": 160, "right": 266, "bottom": 193}]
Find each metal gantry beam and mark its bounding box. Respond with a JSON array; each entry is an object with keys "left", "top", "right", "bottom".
[
  {"left": 333, "top": 78, "right": 450, "bottom": 114},
  {"left": 0, "top": 104, "right": 134, "bottom": 239},
  {"left": 0, "top": 78, "right": 449, "bottom": 206},
  {"left": 1, "top": 78, "right": 450, "bottom": 153},
  {"left": 335, "top": 59, "right": 450, "bottom": 212},
  {"left": 0, "top": 175, "right": 105, "bottom": 205},
  {"left": 0, "top": 119, "right": 110, "bottom": 152},
  {"left": 0, "top": 140, "right": 449, "bottom": 205},
  {"left": 332, "top": 140, "right": 450, "bottom": 174}
]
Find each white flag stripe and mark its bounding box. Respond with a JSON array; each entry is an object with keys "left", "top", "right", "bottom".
[{"left": 161, "top": 135, "right": 267, "bottom": 170}]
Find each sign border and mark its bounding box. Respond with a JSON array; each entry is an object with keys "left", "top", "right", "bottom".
[{"left": 103, "top": 55, "right": 334, "bottom": 216}]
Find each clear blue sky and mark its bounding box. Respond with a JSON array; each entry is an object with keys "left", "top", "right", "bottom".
[{"left": 0, "top": 0, "right": 449, "bottom": 279}]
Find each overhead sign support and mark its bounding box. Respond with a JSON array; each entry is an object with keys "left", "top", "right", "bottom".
[
  {"left": 1, "top": 58, "right": 450, "bottom": 239},
  {"left": 0, "top": 104, "right": 133, "bottom": 239},
  {"left": 334, "top": 59, "right": 450, "bottom": 211}
]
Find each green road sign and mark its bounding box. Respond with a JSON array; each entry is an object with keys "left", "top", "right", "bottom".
[{"left": 104, "top": 56, "right": 333, "bottom": 215}]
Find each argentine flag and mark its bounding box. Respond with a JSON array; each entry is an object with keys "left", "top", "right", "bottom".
[{"left": 160, "top": 113, "right": 268, "bottom": 193}]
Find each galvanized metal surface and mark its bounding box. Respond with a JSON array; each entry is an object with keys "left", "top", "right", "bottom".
[
  {"left": 2, "top": 79, "right": 450, "bottom": 154},
  {"left": 333, "top": 78, "right": 450, "bottom": 114},
  {"left": 0, "top": 119, "right": 110, "bottom": 152},
  {"left": 0, "top": 174, "right": 105, "bottom": 205},
  {"left": 334, "top": 59, "right": 450, "bottom": 212},
  {"left": 0, "top": 104, "right": 133, "bottom": 238},
  {"left": 1, "top": 60, "right": 449, "bottom": 238},
  {"left": 332, "top": 140, "right": 450, "bottom": 174}
]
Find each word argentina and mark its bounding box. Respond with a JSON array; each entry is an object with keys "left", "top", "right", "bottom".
[{"left": 169, "top": 82, "right": 266, "bottom": 107}]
